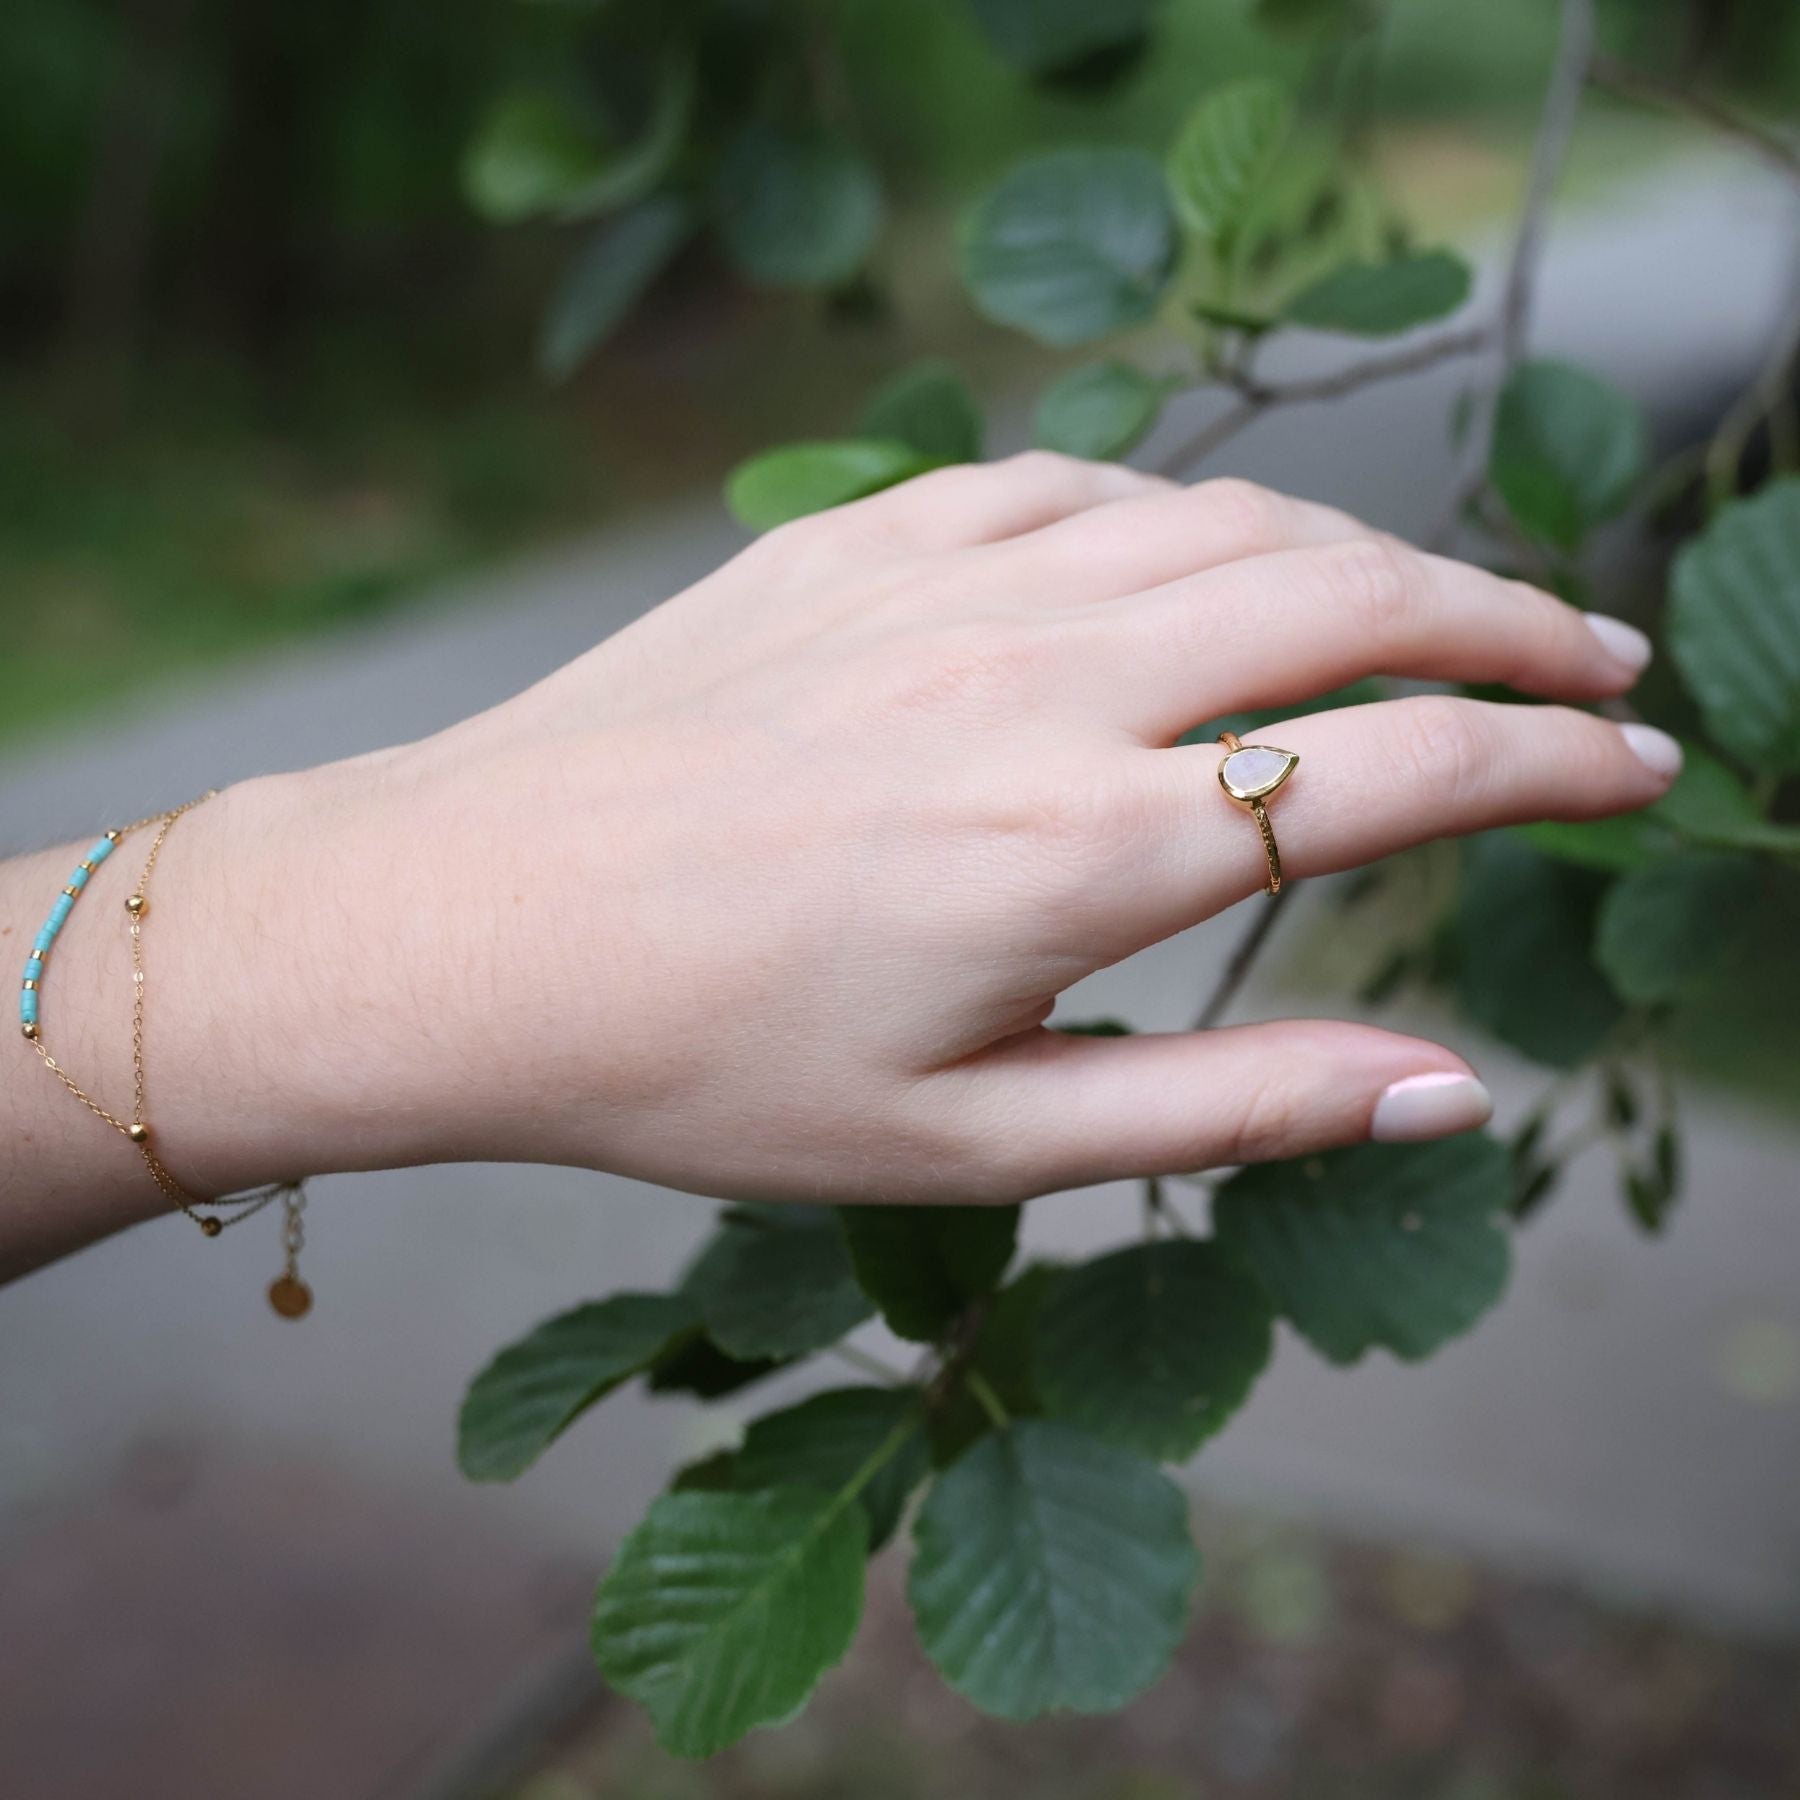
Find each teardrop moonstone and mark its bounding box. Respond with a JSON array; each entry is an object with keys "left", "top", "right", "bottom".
[{"left": 1219, "top": 744, "right": 1298, "bottom": 801}]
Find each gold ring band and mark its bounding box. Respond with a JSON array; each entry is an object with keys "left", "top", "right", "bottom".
[{"left": 1217, "top": 730, "right": 1299, "bottom": 896}]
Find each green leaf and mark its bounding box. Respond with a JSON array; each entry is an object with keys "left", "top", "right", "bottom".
[
  {"left": 860, "top": 359, "right": 983, "bottom": 463},
  {"left": 726, "top": 438, "right": 939, "bottom": 531},
  {"left": 466, "top": 61, "right": 693, "bottom": 225},
  {"left": 592, "top": 1487, "right": 867, "bottom": 1757},
  {"left": 1285, "top": 249, "right": 1472, "bottom": 336},
  {"left": 1594, "top": 851, "right": 1761, "bottom": 1005},
  {"left": 1454, "top": 833, "right": 1625, "bottom": 1068},
  {"left": 1653, "top": 742, "right": 1800, "bottom": 854},
  {"left": 1166, "top": 79, "right": 1292, "bottom": 251},
  {"left": 538, "top": 196, "right": 692, "bottom": 380},
  {"left": 681, "top": 1208, "right": 875, "bottom": 1359},
  {"left": 458, "top": 1294, "right": 697, "bottom": 1481},
  {"left": 1214, "top": 1135, "right": 1512, "bottom": 1365},
  {"left": 1490, "top": 359, "right": 1647, "bottom": 550},
  {"left": 1034, "top": 1241, "right": 1274, "bottom": 1461},
  {"left": 1511, "top": 813, "right": 1674, "bottom": 873},
  {"left": 960, "top": 148, "right": 1177, "bottom": 347},
  {"left": 1033, "top": 360, "right": 1164, "bottom": 460},
  {"left": 1667, "top": 478, "right": 1800, "bottom": 774},
  {"left": 1056, "top": 1018, "right": 1133, "bottom": 1036},
  {"left": 713, "top": 124, "right": 882, "bottom": 290},
  {"left": 838, "top": 1205, "right": 1019, "bottom": 1343},
  {"left": 463, "top": 92, "right": 607, "bottom": 224},
  {"left": 929, "top": 1263, "right": 1064, "bottom": 1466},
  {"left": 725, "top": 1387, "right": 930, "bottom": 1550},
  {"left": 909, "top": 1419, "right": 1197, "bottom": 1719},
  {"left": 966, "top": 0, "right": 1160, "bottom": 75}
]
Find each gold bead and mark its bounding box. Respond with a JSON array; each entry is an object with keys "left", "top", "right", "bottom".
[
  {"left": 268, "top": 1275, "right": 313, "bottom": 1320},
  {"left": 21, "top": 1022, "right": 38, "bottom": 1040},
  {"left": 200, "top": 1216, "right": 224, "bottom": 1239},
  {"left": 127, "top": 1122, "right": 150, "bottom": 1144},
  {"left": 125, "top": 894, "right": 148, "bottom": 918},
  {"left": 21, "top": 980, "right": 35, "bottom": 992},
  {"left": 105, "top": 829, "right": 121, "bottom": 842}
]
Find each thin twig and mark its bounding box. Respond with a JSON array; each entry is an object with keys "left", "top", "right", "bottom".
[
  {"left": 1433, "top": 0, "right": 1598, "bottom": 545},
  {"left": 1705, "top": 274, "right": 1800, "bottom": 504},
  {"left": 827, "top": 1340, "right": 909, "bottom": 1385},
  {"left": 1589, "top": 51, "right": 1800, "bottom": 186},
  {"left": 1195, "top": 885, "right": 1294, "bottom": 1031},
  {"left": 1155, "top": 327, "right": 1490, "bottom": 478}
]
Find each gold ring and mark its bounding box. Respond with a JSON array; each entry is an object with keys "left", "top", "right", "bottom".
[{"left": 1217, "top": 730, "right": 1299, "bottom": 896}]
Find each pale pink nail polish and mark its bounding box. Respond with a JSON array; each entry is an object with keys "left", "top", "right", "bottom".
[
  {"left": 1619, "top": 722, "right": 1684, "bottom": 781},
  {"left": 1370, "top": 1072, "right": 1493, "bottom": 1143},
  {"left": 1584, "top": 612, "right": 1653, "bottom": 673}
]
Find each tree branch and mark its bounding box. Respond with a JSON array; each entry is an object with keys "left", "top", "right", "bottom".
[
  {"left": 1589, "top": 51, "right": 1800, "bottom": 187},
  {"left": 1195, "top": 885, "right": 1294, "bottom": 1031},
  {"left": 1156, "top": 327, "right": 1491, "bottom": 478},
  {"left": 1432, "top": 0, "right": 1597, "bottom": 545}
]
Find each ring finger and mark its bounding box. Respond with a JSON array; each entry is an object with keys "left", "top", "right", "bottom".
[{"left": 1122, "top": 695, "right": 1683, "bottom": 934}]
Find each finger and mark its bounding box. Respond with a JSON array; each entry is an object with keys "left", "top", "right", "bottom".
[
  {"left": 954, "top": 1020, "right": 1491, "bottom": 1193},
  {"left": 815, "top": 452, "right": 1167, "bottom": 557},
  {"left": 1125, "top": 698, "right": 1683, "bottom": 929},
  {"left": 1100, "top": 540, "right": 1652, "bottom": 741},
  {"left": 987, "top": 476, "right": 1381, "bottom": 605}
]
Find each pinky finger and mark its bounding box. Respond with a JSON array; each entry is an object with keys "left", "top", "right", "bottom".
[{"left": 950, "top": 1019, "right": 1493, "bottom": 1195}]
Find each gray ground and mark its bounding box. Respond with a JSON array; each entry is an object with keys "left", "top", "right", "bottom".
[{"left": 1, "top": 157, "right": 1797, "bottom": 1800}]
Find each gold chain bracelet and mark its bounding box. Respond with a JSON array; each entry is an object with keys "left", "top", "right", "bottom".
[{"left": 18, "top": 792, "right": 314, "bottom": 1320}]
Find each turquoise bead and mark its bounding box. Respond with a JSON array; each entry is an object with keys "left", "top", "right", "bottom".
[
  {"left": 47, "top": 894, "right": 74, "bottom": 931},
  {"left": 67, "top": 865, "right": 90, "bottom": 891},
  {"left": 20, "top": 989, "right": 38, "bottom": 1026},
  {"left": 33, "top": 931, "right": 54, "bottom": 955},
  {"left": 86, "top": 837, "right": 115, "bottom": 865},
  {"left": 24, "top": 957, "right": 43, "bottom": 981}
]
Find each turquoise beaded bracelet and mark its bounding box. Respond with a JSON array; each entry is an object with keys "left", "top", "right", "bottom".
[{"left": 18, "top": 831, "right": 118, "bottom": 1039}]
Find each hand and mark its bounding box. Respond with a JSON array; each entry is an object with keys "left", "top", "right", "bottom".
[
  {"left": 14, "top": 457, "right": 1677, "bottom": 1261},
  {"left": 228, "top": 455, "right": 1667, "bottom": 1206}
]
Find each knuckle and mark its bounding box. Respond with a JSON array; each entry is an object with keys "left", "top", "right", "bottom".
[
  {"left": 880, "top": 620, "right": 1053, "bottom": 717},
  {"left": 1390, "top": 694, "right": 1494, "bottom": 808},
  {"left": 1222, "top": 1066, "right": 1310, "bottom": 1166},
  {"left": 1324, "top": 537, "right": 1424, "bottom": 642},
  {"left": 1194, "top": 476, "right": 1288, "bottom": 545}
]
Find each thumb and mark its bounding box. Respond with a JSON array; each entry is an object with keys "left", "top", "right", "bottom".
[{"left": 966, "top": 1020, "right": 1493, "bottom": 1195}]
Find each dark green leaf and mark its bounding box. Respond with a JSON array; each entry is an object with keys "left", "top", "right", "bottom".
[
  {"left": 860, "top": 359, "right": 983, "bottom": 463},
  {"left": 682, "top": 1208, "right": 875, "bottom": 1359},
  {"left": 1034, "top": 1241, "right": 1274, "bottom": 1461},
  {"left": 1190, "top": 299, "right": 1279, "bottom": 334},
  {"left": 1593, "top": 851, "right": 1760, "bottom": 1005},
  {"left": 966, "top": 0, "right": 1160, "bottom": 75},
  {"left": 459, "top": 1294, "right": 697, "bottom": 1481},
  {"left": 646, "top": 1335, "right": 789, "bottom": 1400},
  {"left": 1624, "top": 1166, "right": 1675, "bottom": 1234},
  {"left": 838, "top": 1206, "right": 1019, "bottom": 1343},
  {"left": 1454, "top": 834, "right": 1625, "bottom": 1067},
  {"left": 960, "top": 149, "right": 1176, "bottom": 346},
  {"left": 1667, "top": 478, "right": 1800, "bottom": 773},
  {"left": 538, "top": 196, "right": 692, "bottom": 380},
  {"left": 1032, "top": 359, "right": 1164, "bottom": 459},
  {"left": 713, "top": 124, "right": 882, "bottom": 289},
  {"left": 1213, "top": 1135, "right": 1512, "bottom": 1365},
  {"left": 1165, "top": 79, "right": 1291, "bottom": 250},
  {"left": 726, "top": 1386, "right": 929, "bottom": 1550},
  {"left": 908, "top": 1420, "right": 1196, "bottom": 1718},
  {"left": 1490, "top": 359, "right": 1647, "bottom": 550},
  {"left": 1056, "top": 1018, "right": 1133, "bottom": 1036},
  {"left": 1285, "top": 249, "right": 1472, "bottom": 336},
  {"left": 592, "top": 1487, "right": 866, "bottom": 1757},
  {"left": 726, "top": 439, "right": 940, "bottom": 530},
  {"left": 1512, "top": 813, "right": 1674, "bottom": 873}
]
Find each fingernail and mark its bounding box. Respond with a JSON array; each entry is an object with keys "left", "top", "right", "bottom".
[
  {"left": 1370, "top": 1072, "right": 1493, "bottom": 1143},
  {"left": 1584, "top": 612, "right": 1653, "bottom": 673},
  {"left": 1619, "top": 722, "right": 1684, "bottom": 781}
]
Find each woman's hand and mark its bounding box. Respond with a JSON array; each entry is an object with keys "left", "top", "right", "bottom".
[{"left": 6, "top": 457, "right": 1678, "bottom": 1264}]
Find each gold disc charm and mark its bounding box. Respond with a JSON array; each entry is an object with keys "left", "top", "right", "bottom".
[{"left": 268, "top": 1275, "right": 313, "bottom": 1320}]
